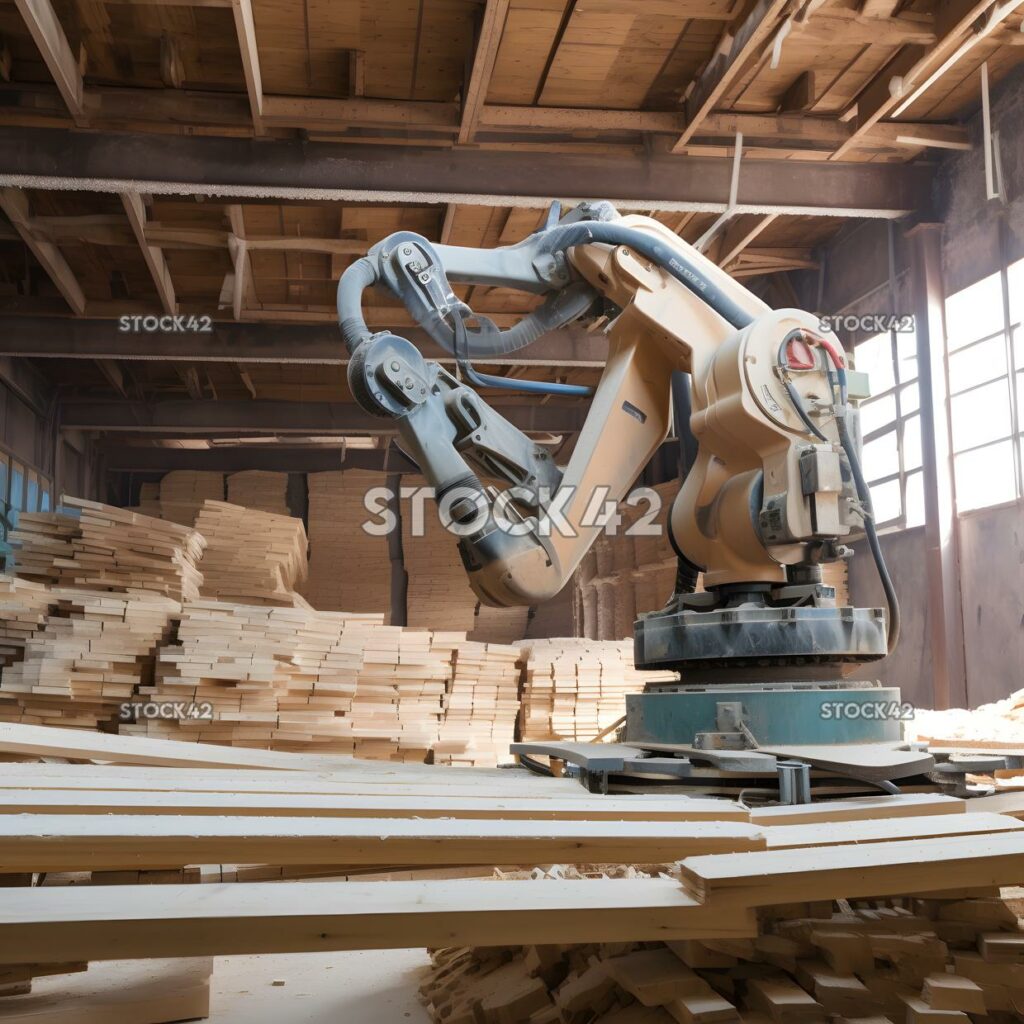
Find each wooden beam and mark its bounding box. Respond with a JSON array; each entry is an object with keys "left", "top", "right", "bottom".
[
  {"left": 121, "top": 193, "right": 176, "bottom": 315},
  {"left": 717, "top": 213, "right": 778, "bottom": 268},
  {"left": 12, "top": 0, "right": 85, "bottom": 123},
  {"left": 0, "top": 814, "right": 764, "bottom": 872},
  {"left": 671, "top": 0, "right": 791, "bottom": 153},
  {"left": 0, "top": 188, "right": 86, "bottom": 314},
  {"left": 230, "top": 0, "right": 263, "bottom": 131},
  {"left": 226, "top": 204, "right": 252, "bottom": 322},
  {"left": 834, "top": 1, "right": 1013, "bottom": 159},
  {"left": 159, "top": 33, "right": 184, "bottom": 89},
  {"left": 459, "top": 0, "right": 510, "bottom": 144},
  {"left": 0, "top": 878, "right": 757, "bottom": 964},
  {"left": 439, "top": 204, "right": 457, "bottom": 244}
]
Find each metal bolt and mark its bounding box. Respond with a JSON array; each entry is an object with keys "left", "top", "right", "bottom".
[
  {"left": 390, "top": 361, "right": 401, "bottom": 372},
  {"left": 402, "top": 246, "right": 413, "bottom": 256},
  {"left": 404, "top": 377, "right": 414, "bottom": 389}
]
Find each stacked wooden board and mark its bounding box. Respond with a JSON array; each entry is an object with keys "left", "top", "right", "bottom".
[
  {"left": 435, "top": 640, "right": 521, "bottom": 767},
  {"left": 193, "top": 500, "right": 308, "bottom": 607},
  {"left": 226, "top": 471, "right": 291, "bottom": 515},
  {"left": 8, "top": 499, "right": 206, "bottom": 602},
  {"left": 470, "top": 602, "right": 531, "bottom": 645},
  {"left": 401, "top": 477, "right": 478, "bottom": 632},
  {"left": 0, "top": 575, "right": 52, "bottom": 667},
  {"left": 302, "top": 470, "right": 391, "bottom": 614},
  {"left": 153, "top": 471, "right": 225, "bottom": 525},
  {"left": 519, "top": 639, "right": 675, "bottom": 742},
  {"left": 0, "top": 590, "right": 180, "bottom": 729}
]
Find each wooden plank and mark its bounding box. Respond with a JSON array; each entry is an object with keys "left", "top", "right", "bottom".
[
  {"left": 749, "top": 793, "right": 965, "bottom": 826},
  {"left": 764, "top": 812, "right": 1023, "bottom": 850},
  {"left": 0, "top": 189, "right": 86, "bottom": 315},
  {"left": 459, "top": 0, "right": 511, "bottom": 144},
  {"left": 13, "top": 0, "right": 85, "bottom": 123},
  {"left": 231, "top": 0, "right": 263, "bottom": 131},
  {"left": 0, "top": 814, "right": 766, "bottom": 872},
  {"left": 0, "top": 878, "right": 758, "bottom": 963},
  {"left": 0, "top": 788, "right": 751, "bottom": 821},
  {"left": 678, "top": 831, "right": 1024, "bottom": 907},
  {"left": 121, "top": 193, "right": 176, "bottom": 315},
  {"left": 671, "top": 0, "right": 790, "bottom": 152}
]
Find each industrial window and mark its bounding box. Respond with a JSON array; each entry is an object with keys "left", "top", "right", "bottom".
[
  {"left": 854, "top": 331, "right": 924, "bottom": 530},
  {"left": 944, "top": 263, "right": 1023, "bottom": 513}
]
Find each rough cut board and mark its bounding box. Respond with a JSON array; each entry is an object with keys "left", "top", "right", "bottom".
[
  {"left": 0, "top": 879, "right": 758, "bottom": 964},
  {"left": 763, "top": 812, "right": 1024, "bottom": 849},
  {"left": 678, "top": 830, "right": 1024, "bottom": 906},
  {"left": 0, "top": 788, "right": 750, "bottom": 821},
  {"left": 0, "top": 957, "right": 212, "bottom": 1024},
  {"left": 0, "top": 815, "right": 766, "bottom": 872},
  {"left": 748, "top": 793, "right": 965, "bottom": 825}
]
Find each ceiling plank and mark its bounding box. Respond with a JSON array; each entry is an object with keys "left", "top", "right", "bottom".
[
  {"left": 121, "top": 193, "right": 176, "bottom": 315},
  {"left": 230, "top": 0, "right": 263, "bottom": 132},
  {"left": 0, "top": 188, "right": 86, "bottom": 315},
  {"left": 13, "top": 0, "right": 86, "bottom": 124},
  {"left": 671, "top": 0, "right": 791, "bottom": 153},
  {"left": 459, "top": 0, "right": 511, "bottom": 145},
  {"left": 718, "top": 213, "right": 778, "bottom": 269}
]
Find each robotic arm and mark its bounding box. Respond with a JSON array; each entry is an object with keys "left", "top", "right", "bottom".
[{"left": 337, "top": 204, "right": 897, "bottom": 668}]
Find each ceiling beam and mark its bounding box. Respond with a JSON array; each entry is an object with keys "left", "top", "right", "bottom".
[
  {"left": 59, "top": 399, "right": 587, "bottom": 435},
  {"left": 12, "top": 0, "right": 85, "bottom": 124},
  {"left": 0, "top": 318, "right": 607, "bottom": 367},
  {"left": 230, "top": 0, "right": 264, "bottom": 132},
  {"left": 103, "top": 445, "right": 420, "bottom": 475},
  {"left": 717, "top": 213, "right": 778, "bottom": 269},
  {"left": 459, "top": 0, "right": 510, "bottom": 144},
  {"left": 0, "top": 188, "right": 86, "bottom": 315},
  {"left": 671, "top": 0, "right": 791, "bottom": 153},
  {"left": 0, "top": 127, "right": 935, "bottom": 218},
  {"left": 120, "top": 193, "right": 176, "bottom": 315}
]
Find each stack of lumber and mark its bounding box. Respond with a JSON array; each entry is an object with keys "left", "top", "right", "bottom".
[
  {"left": 121, "top": 600, "right": 382, "bottom": 752},
  {"left": 8, "top": 499, "right": 205, "bottom": 602},
  {"left": 302, "top": 470, "right": 391, "bottom": 614},
  {"left": 470, "top": 602, "right": 531, "bottom": 645},
  {"left": 0, "top": 574, "right": 53, "bottom": 667},
  {"left": 6, "top": 512, "right": 79, "bottom": 582},
  {"left": 226, "top": 471, "right": 291, "bottom": 515},
  {"left": 348, "top": 625, "right": 453, "bottom": 761},
  {"left": 909, "top": 688, "right": 1024, "bottom": 749},
  {"left": 402, "top": 477, "right": 478, "bottom": 632},
  {"left": 193, "top": 500, "right": 308, "bottom": 606},
  {"left": 435, "top": 640, "right": 521, "bottom": 767},
  {"left": 420, "top": 889, "right": 1024, "bottom": 1024},
  {"left": 0, "top": 590, "right": 180, "bottom": 729},
  {"left": 155, "top": 470, "right": 225, "bottom": 525},
  {"left": 518, "top": 639, "right": 675, "bottom": 742},
  {"left": 574, "top": 482, "right": 848, "bottom": 639}
]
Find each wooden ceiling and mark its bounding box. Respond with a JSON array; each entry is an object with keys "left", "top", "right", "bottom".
[{"left": 0, "top": 0, "right": 1022, "bottom": 430}]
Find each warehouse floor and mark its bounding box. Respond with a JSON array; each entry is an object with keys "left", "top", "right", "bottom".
[{"left": 210, "top": 949, "right": 432, "bottom": 1023}]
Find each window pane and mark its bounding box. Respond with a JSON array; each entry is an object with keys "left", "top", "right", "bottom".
[
  {"left": 1015, "top": 325, "right": 1024, "bottom": 372},
  {"left": 954, "top": 441, "right": 1016, "bottom": 511},
  {"left": 862, "top": 429, "right": 900, "bottom": 482},
  {"left": 900, "top": 382, "right": 920, "bottom": 415},
  {"left": 868, "top": 478, "right": 902, "bottom": 525},
  {"left": 860, "top": 394, "right": 897, "bottom": 436},
  {"left": 26, "top": 472, "right": 38, "bottom": 514},
  {"left": 948, "top": 334, "right": 1007, "bottom": 393},
  {"left": 905, "top": 470, "right": 925, "bottom": 528},
  {"left": 855, "top": 334, "right": 895, "bottom": 394},
  {"left": 902, "top": 414, "right": 922, "bottom": 472},
  {"left": 945, "top": 272, "right": 1005, "bottom": 351},
  {"left": 0, "top": 456, "right": 8, "bottom": 505},
  {"left": 1009, "top": 257, "right": 1024, "bottom": 327},
  {"left": 895, "top": 330, "right": 918, "bottom": 383},
  {"left": 950, "top": 378, "right": 1012, "bottom": 452},
  {"left": 40, "top": 489, "right": 51, "bottom": 512},
  {"left": 10, "top": 463, "right": 24, "bottom": 512}
]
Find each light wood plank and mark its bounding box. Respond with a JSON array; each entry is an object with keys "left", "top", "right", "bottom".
[
  {"left": 459, "top": 0, "right": 510, "bottom": 144},
  {"left": 13, "top": 0, "right": 85, "bottom": 123},
  {"left": 121, "top": 193, "right": 176, "bottom": 315}
]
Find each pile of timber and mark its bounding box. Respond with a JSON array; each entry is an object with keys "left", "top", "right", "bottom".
[
  {"left": 574, "top": 482, "right": 848, "bottom": 640},
  {"left": 348, "top": 625, "right": 455, "bottom": 762},
  {"left": 154, "top": 470, "right": 225, "bottom": 525},
  {"left": 226, "top": 470, "right": 290, "bottom": 515},
  {"left": 420, "top": 891, "right": 1024, "bottom": 1024},
  {"left": 518, "top": 639, "right": 675, "bottom": 742},
  {"left": 0, "top": 575, "right": 52, "bottom": 667},
  {"left": 470, "top": 601, "right": 532, "bottom": 645},
  {"left": 302, "top": 470, "right": 391, "bottom": 614},
  {"left": 402, "top": 477, "right": 478, "bottom": 632},
  {"left": 910, "top": 689, "right": 1024, "bottom": 750},
  {"left": 121, "top": 600, "right": 382, "bottom": 752},
  {"left": 8, "top": 499, "right": 206, "bottom": 603},
  {"left": 0, "top": 590, "right": 180, "bottom": 729},
  {"left": 193, "top": 500, "right": 308, "bottom": 606},
  {"left": 435, "top": 640, "right": 522, "bottom": 767}
]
